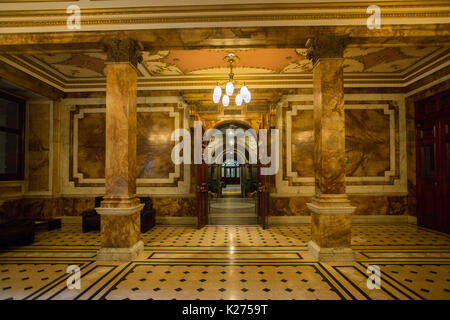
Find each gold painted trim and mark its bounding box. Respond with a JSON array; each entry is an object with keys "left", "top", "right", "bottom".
[
  {"left": 2, "top": 11, "right": 450, "bottom": 28},
  {"left": 2, "top": 1, "right": 450, "bottom": 16}
]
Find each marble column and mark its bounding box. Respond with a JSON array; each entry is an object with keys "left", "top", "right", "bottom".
[
  {"left": 96, "top": 39, "right": 144, "bottom": 261},
  {"left": 306, "top": 35, "right": 356, "bottom": 262}
]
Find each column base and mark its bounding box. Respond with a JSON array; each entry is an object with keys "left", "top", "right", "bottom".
[
  {"left": 307, "top": 194, "right": 356, "bottom": 262},
  {"left": 308, "top": 240, "right": 354, "bottom": 262},
  {"left": 306, "top": 194, "right": 356, "bottom": 215},
  {"left": 97, "top": 240, "right": 144, "bottom": 261},
  {"left": 96, "top": 204, "right": 144, "bottom": 262}
]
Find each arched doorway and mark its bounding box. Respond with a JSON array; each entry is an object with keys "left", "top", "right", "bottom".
[
  {"left": 205, "top": 121, "right": 259, "bottom": 224},
  {"left": 221, "top": 159, "right": 241, "bottom": 194},
  {"left": 206, "top": 122, "right": 258, "bottom": 198}
]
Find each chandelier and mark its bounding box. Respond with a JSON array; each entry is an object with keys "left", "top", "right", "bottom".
[{"left": 212, "top": 53, "right": 251, "bottom": 107}]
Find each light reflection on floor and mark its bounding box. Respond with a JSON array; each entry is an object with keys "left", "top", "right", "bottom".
[{"left": 0, "top": 223, "right": 449, "bottom": 300}]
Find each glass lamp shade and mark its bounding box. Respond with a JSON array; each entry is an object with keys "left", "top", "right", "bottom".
[
  {"left": 213, "top": 93, "right": 221, "bottom": 104},
  {"left": 243, "top": 90, "right": 251, "bottom": 103},
  {"left": 240, "top": 85, "right": 249, "bottom": 96},
  {"left": 241, "top": 86, "right": 250, "bottom": 101},
  {"left": 213, "top": 86, "right": 222, "bottom": 103},
  {"left": 222, "top": 94, "right": 230, "bottom": 107},
  {"left": 235, "top": 93, "right": 243, "bottom": 106},
  {"left": 225, "top": 81, "right": 234, "bottom": 96}
]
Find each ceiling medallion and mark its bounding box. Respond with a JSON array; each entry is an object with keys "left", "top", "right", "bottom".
[{"left": 212, "top": 53, "right": 251, "bottom": 107}]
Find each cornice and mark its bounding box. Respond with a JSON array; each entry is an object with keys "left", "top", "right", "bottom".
[
  {"left": 2, "top": 1, "right": 450, "bottom": 15},
  {"left": 1, "top": 12, "right": 449, "bottom": 28},
  {"left": 0, "top": 3, "right": 449, "bottom": 31}
]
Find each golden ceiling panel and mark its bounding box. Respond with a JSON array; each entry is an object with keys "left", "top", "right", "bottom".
[{"left": 9, "top": 46, "right": 442, "bottom": 83}]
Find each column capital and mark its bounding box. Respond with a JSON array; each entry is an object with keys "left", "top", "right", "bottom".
[
  {"left": 104, "top": 38, "right": 143, "bottom": 69},
  {"left": 306, "top": 35, "right": 349, "bottom": 66}
]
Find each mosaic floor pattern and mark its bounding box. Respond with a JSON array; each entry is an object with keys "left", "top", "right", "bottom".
[{"left": 0, "top": 224, "right": 449, "bottom": 300}]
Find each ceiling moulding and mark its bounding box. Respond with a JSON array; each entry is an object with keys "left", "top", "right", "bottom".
[
  {"left": 0, "top": 45, "right": 447, "bottom": 92},
  {"left": 0, "top": 1, "right": 449, "bottom": 33},
  {"left": 0, "top": 27, "right": 449, "bottom": 55}
]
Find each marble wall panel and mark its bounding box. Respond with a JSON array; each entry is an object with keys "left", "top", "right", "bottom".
[
  {"left": 348, "top": 196, "right": 407, "bottom": 216},
  {"left": 28, "top": 102, "right": 51, "bottom": 192},
  {"left": 74, "top": 108, "right": 177, "bottom": 181},
  {"left": 277, "top": 94, "right": 406, "bottom": 196},
  {"left": 137, "top": 112, "right": 175, "bottom": 179},
  {"left": 269, "top": 195, "right": 407, "bottom": 216},
  {"left": 22, "top": 198, "right": 56, "bottom": 219},
  {"left": 0, "top": 199, "right": 23, "bottom": 220},
  {"left": 77, "top": 112, "right": 105, "bottom": 178},
  {"left": 283, "top": 101, "right": 394, "bottom": 182},
  {"left": 0, "top": 198, "right": 60, "bottom": 220},
  {"left": 0, "top": 197, "right": 98, "bottom": 219},
  {"left": 291, "top": 111, "right": 314, "bottom": 177},
  {"left": 61, "top": 197, "right": 95, "bottom": 216},
  {"left": 152, "top": 197, "right": 196, "bottom": 217},
  {"left": 269, "top": 197, "right": 312, "bottom": 216},
  {"left": 1, "top": 195, "right": 407, "bottom": 218},
  {"left": 0, "top": 185, "right": 22, "bottom": 195},
  {"left": 345, "top": 109, "right": 390, "bottom": 177},
  {"left": 72, "top": 197, "right": 95, "bottom": 215}
]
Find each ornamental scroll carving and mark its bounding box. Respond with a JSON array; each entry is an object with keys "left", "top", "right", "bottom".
[
  {"left": 306, "top": 35, "right": 349, "bottom": 66},
  {"left": 104, "top": 38, "right": 143, "bottom": 69}
]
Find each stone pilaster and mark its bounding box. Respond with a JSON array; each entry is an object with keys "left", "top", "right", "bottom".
[
  {"left": 306, "top": 35, "right": 356, "bottom": 262},
  {"left": 96, "top": 39, "right": 144, "bottom": 261}
]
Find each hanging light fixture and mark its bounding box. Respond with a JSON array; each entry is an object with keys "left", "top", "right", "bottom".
[
  {"left": 243, "top": 90, "right": 251, "bottom": 104},
  {"left": 235, "top": 93, "right": 243, "bottom": 106},
  {"left": 213, "top": 85, "right": 222, "bottom": 104},
  {"left": 240, "top": 85, "right": 248, "bottom": 97},
  {"left": 225, "top": 81, "right": 234, "bottom": 96},
  {"left": 211, "top": 53, "right": 251, "bottom": 107},
  {"left": 222, "top": 94, "right": 230, "bottom": 107}
]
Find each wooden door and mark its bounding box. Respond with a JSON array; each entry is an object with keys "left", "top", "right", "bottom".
[
  {"left": 257, "top": 119, "right": 269, "bottom": 229},
  {"left": 416, "top": 90, "right": 450, "bottom": 233},
  {"left": 257, "top": 163, "right": 268, "bottom": 229},
  {"left": 221, "top": 165, "right": 240, "bottom": 185},
  {"left": 196, "top": 162, "right": 208, "bottom": 228},
  {"left": 439, "top": 89, "right": 450, "bottom": 233},
  {"left": 442, "top": 115, "right": 450, "bottom": 233},
  {"left": 416, "top": 118, "right": 440, "bottom": 229},
  {"left": 195, "top": 119, "right": 208, "bottom": 229}
]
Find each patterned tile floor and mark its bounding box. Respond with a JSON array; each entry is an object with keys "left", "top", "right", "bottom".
[{"left": 0, "top": 223, "right": 449, "bottom": 300}]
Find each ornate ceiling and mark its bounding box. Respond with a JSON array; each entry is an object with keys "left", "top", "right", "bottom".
[
  {"left": 26, "top": 46, "right": 442, "bottom": 77},
  {"left": 1, "top": 46, "right": 447, "bottom": 92},
  {"left": 0, "top": 1, "right": 448, "bottom": 97}
]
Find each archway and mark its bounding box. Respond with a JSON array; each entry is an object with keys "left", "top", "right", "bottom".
[
  {"left": 205, "top": 121, "right": 259, "bottom": 225},
  {"left": 205, "top": 121, "right": 258, "bottom": 198}
]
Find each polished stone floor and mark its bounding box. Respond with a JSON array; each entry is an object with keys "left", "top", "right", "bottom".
[
  {"left": 221, "top": 184, "right": 242, "bottom": 196},
  {"left": 0, "top": 223, "right": 449, "bottom": 300}
]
